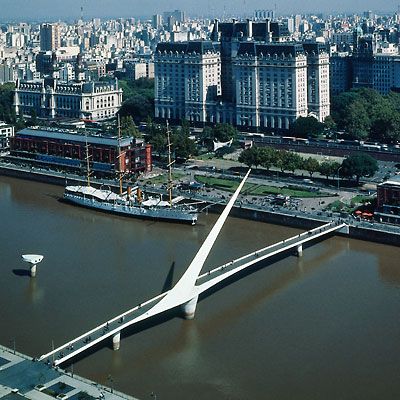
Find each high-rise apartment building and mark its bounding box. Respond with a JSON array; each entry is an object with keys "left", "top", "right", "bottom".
[{"left": 40, "top": 23, "right": 61, "bottom": 51}]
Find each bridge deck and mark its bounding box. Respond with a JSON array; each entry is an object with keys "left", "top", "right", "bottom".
[
  {"left": 195, "top": 221, "right": 347, "bottom": 294},
  {"left": 39, "top": 292, "right": 168, "bottom": 366},
  {"left": 40, "top": 220, "right": 346, "bottom": 367}
]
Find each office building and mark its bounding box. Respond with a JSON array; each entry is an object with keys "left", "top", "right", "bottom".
[
  {"left": 40, "top": 23, "right": 61, "bottom": 51},
  {"left": 155, "top": 20, "right": 331, "bottom": 131}
]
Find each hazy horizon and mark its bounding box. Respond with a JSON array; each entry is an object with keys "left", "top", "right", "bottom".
[{"left": 0, "top": 0, "right": 399, "bottom": 22}]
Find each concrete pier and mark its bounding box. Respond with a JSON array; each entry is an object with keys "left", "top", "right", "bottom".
[
  {"left": 30, "top": 264, "right": 37, "bottom": 277},
  {"left": 182, "top": 295, "right": 198, "bottom": 319},
  {"left": 112, "top": 332, "right": 121, "bottom": 351},
  {"left": 296, "top": 244, "right": 303, "bottom": 257}
]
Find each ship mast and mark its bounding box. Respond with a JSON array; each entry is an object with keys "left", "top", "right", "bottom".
[
  {"left": 117, "top": 115, "right": 123, "bottom": 195},
  {"left": 166, "top": 121, "right": 174, "bottom": 207},
  {"left": 85, "top": 134, "right": 91, "bottom": 187}
]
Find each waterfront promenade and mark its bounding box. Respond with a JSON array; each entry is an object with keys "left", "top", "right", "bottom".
[{"left": 0, "top": 345, "right": 138, "bottom": 400}]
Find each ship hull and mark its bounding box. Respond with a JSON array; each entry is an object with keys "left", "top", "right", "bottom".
[{"left": 63, "top": 193, "right": 198, "bottom": 225}]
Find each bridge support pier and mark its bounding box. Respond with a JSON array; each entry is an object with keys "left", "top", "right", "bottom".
[
  {"left": 112, "top": 332, "right": 121, "bottom": 351},
  {"left": 30, "top": 264, "right": 37, "bottom": 277},
  {"left": 182, "top": 295, "right": 198, "bottom": 320},
  {"left": 296, "top": 244, "right": 303, "bottom": 257}
]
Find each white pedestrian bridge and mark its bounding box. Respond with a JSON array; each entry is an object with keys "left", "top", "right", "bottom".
[{"left": 39, "top": 170, "right": 348, "bottom": 366}]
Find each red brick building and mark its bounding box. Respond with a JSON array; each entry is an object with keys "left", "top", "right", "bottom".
[
  {"left": 376, "top": 176, "right": 400, "bottom": 224},
  {"left": 10, "top": 127, "right": 152, "bottom": 178}
]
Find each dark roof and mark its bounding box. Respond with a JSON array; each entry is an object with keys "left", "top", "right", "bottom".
[
  {"left": 303, "top": 42, "right": 328, "bottom": 55},
  {"left": 237, "top": 42, "right": 304, "bottom": 57},
  {"left": 156, "top": 41, "right": 219, "bottom": 54},
  {"left": 252, "top": 21, "right": 271, "bottom": 40},
  {"left": 16, "top": 128, "right": 133, "bottom": 148}
]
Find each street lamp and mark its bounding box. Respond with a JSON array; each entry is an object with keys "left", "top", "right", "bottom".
[{"left": 337, "top": 166, "right": 343, "bottom": 192}]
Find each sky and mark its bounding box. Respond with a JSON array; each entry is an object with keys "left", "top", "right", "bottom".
[{"left": 0, "top": 0, "right": 398, "bottom": 21}]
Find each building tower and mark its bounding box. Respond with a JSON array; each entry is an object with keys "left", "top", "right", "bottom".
[{"left": 40, "top": 23, "right": 60, "bottom": 52}]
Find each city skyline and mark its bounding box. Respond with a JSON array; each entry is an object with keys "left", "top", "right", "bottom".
[{"left": 1, "top": 0, "right": 399, "bottom": 21}]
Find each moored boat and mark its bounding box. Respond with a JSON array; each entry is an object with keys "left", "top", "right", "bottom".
[
  {"left": 63, "top": 185, "right": 198, "bottom": 224},
  {"left": 62, "top": 121, "right": 199, "bottom": 224}
]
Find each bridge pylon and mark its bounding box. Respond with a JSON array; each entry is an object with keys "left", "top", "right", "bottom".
[
  {"left": 181, "top": 295, "right": 199, "bottom": 319},
  {"left": 112, "top": 332, "right": 121, "bottom": 351},
  {"left": 296, "top": 244, "right": 303, "bottom": 257}
]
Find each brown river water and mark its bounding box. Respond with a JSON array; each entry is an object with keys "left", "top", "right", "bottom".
[{"left": 0, "top": 176, "right": 399, "bottom": 400}]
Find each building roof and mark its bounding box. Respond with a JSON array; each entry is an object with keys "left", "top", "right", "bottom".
[
  {"left": 379, "top": 175, "right": 400, "bottom": 187},
  {"left": 156, "top": 41, "right": 219, "bottom": 54},
  {"left": 237, "top": 42, "right": 305, "bottom": 57},
  {"left": 16, "top": 127, "right": 132, "bottom": 148}
]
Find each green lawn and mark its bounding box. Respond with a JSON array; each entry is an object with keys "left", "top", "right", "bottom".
[
  {"left": 195, "top": 175, "right": 331, "bottom": 198},
  {"left": 145, "top": 172, "right": 184, "bottom": 185}
]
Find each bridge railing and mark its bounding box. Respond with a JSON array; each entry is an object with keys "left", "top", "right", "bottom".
[
  {"left": 39, "top": 291, "right": 168, "bottom": 363},
  {"left": 197, "top": 221, "right": 345, "bottom": 287}
]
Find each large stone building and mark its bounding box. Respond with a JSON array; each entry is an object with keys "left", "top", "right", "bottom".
[
  {"left": 155, "top": 20, "right": 330, "bottom": 132},
  {"left": 330, "top": 31, "right": 400, "bottom": 96},
  {"left": 233, "top": 42, "right": 309, "bottom": 130},
  {"left": 14, "top": 78, "right": 123, "bottom": 121},
  {"left": 155, "top": 41, "right": 221, "bottom": 123}
]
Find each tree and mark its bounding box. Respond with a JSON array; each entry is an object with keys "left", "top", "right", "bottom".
[
  {"left": 319, "top": 161, "right": 340, "bottom": 180},
  {"left": 171, "top": 130, "right": 197, "bottom": 160},
  {"left": 118, "top": 78, "right": 155, "bottom": 122},
  {"left": 330, "top": 88, "right": 400, "bottom": 143},
  {"left": 212, "top": 123, "right": 238, "bottom": 142},
  {"left": 291, "top": 116, "right": 324, "bottom": 138},
  {"left": 29, "top": 109, "right": 38, "bottom": 126},
  {"left": 369, "top": 100, "right": 400, "bottom": 144},
  {"left": 180, "top": 118, "right": 190, "bottom": 136},
  {"left": 341, "top": 153, "right": 378, "bottom": 185},
  {"left": 303, "top": 157, "right": 320, "bottom": 177},
  {"left": 0, "top": 83, "right": 16, "bottom": 124},
  {"left": 260, "top": 147, "right": 277, "bottom": 171},
  {"left": 274, "top": 150, "right": 302, "bottom": 173},
  {"left": 274, "top": 150, "right": 287, "bottom": 173},
  {"left": 119, "top": 94, "right": 154, "bottom": 122},
  {"left": 342, "top": 100, "right": 370, "bottom": 140},
  {"left": 199, "top": 126, "right": 214, "bottom": 150},
  {"left": 120, "top": 116, "right": 141, "bottom": 138},
  {"left": 238, "top": 147, "right": 263, "bottom": 168},
  {"left": 323, "top": 115, "right": 337, "bottom": 137}
]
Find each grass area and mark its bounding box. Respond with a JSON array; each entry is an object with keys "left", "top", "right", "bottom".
[
  {"left": 195, "top": 175, "right": 331, "bottom": 198},
  {"left": 325, "top": 194, "right": 376, "bottom": 214},
  {"left": 144, "top": 172, "right": 184, "bottom": 185},
  {"left": 326, "top": 200, "right": 348, "bottom": 213},
  {"left": 350, "top": 195, "right": 375, "bottom": 205},
  {"left": 195, "top": 153, "right": 214, "bottom": 161}
]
